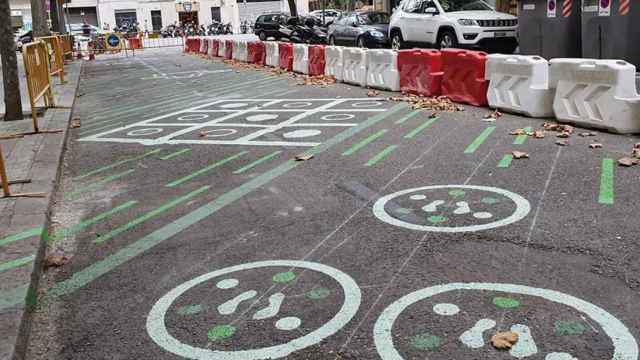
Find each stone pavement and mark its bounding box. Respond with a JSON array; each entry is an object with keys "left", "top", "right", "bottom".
[{"left": 0, "top": 59, "right": 81, "bottom": 360}]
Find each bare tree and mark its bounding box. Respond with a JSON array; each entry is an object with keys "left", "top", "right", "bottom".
[
  {"left": 288, "top": 0, "right": 298, "bottom": 17},
  {"left": 0, "top": 0, "right": 23, "bottom": 121},
  {"left": 30, "top": 0, "right": 49, "bottom": 36}
]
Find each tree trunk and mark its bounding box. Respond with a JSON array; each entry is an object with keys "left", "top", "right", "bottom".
[
  {"left": 288, "top": 0, "right": 298, "bottom": 17},
  {"left": 50, "top": 0, "right": 61, "bottom": 33},
  {"left": 30, "top": 0, "right": 50, "bottom": 37},
  {"left": 0, "top": 0, "right": 24, "bottom": 121}
]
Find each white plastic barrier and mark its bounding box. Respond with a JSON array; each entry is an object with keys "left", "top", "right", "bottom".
[
  {"left": 325, "top": 46, "right": 344, "bottom": 81},
  {"left": 233, "top": 40, "right": 248, "bottom": 62},
  {"left": 199, "top": 37, "right": 207, "bottom": 53},
  {"left": 265, "top": 41, "right": 279, "bottom": 67},
  {"left": 549, "top": 59, "right": 640, "bottom": 133},
  {"left": 207, "top": 38, "right": 216, "bottom": 57},
  {"left": 342, "top": 48, "right": 367, "bottom": 87},
  {"left": 485, "top": 54, "right": 555, "bottom": 118},
  {"left": 218, "top": 39, "right": 226, "bottom": 57},
  {"left": 293, "top": 44, "right": 309, "bottom": 74},
  {"left": 365, "top": 49, "right": 400, "bottom": 91}
]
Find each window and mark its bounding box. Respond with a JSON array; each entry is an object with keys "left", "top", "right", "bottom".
[
  {"left": 403, "top": 0, "right": 422, "bottom": 13},
  {"left": 439, "top": 0, "right": 493, "bottom": 12},
  {"left": 151, "top": 10, "right": 162, "bottom": 31},
  {"left": 358, "top": 12, "right": 390, "bottom": 24},
  {"left": 211, "top": 7, "right": 221, "bottom": 22}
]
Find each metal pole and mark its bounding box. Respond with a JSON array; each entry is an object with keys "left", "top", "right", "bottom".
[{"left": 0, "top": 145, "right": 11, "bottom": 197}]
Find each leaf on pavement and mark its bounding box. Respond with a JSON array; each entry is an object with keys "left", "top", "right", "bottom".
[
  {"left": 533, "top": 130, "right": 545, "bottom": 138},
  {"left": 510, "top": 129, "right": 527, "bottom": 135},
  {"left": 556, "top": 139, "right": 570, "bottom": 146},
  {"left": 589, "top": 143, "right": 603, "bottom": 149},
  {"left": 483, "top": 110, "right": 503, "bottom": 119},
  {"left": 511, "top": 150, "right": 529, "bottom": 159},
  {"left": 295, "top": 153, "right": 314, "bottom": 161},
  {"left": 579, "top": 132, "right": 597, "bottom": 137},
  {"left": 618, "top": 157, "right": 639, "bottom": 167},
  {"left": 367, "top": 90, "right": 380, "bottom": 97},
  {"left": 45, "top": 250, "right": 69, "bottom": 268},
  {"left": 491, "top": 331, "right": 519, "bottom": 350}
]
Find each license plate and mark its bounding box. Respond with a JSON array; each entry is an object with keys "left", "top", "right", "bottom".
[{"left": 494, "top": 32, "right": 507, "bottom": 37}]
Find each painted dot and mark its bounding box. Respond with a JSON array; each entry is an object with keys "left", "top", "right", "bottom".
[
  {"left": 473, "top": 212, "right": 493, "bottom": 219},
  {"left": 219, "top": 102, "right": 249, "bottom": 108},
  {"left": 275, "top": 316, "right": 301, "bottom": 331},
  {"left": 449, "top": 189, "right": 466, "bottom": 198},
  {"left": 127, "top": 128, "right": 163, "bottom": 136},
  {"left": 320, "top": 114, "right": 355, "bottom": 121},
  {"left": 410, "top": 333, "right": 442, "bottom": 351},
  {"left": 282, "top": 129, "right": 322, "bottom": 139},
  {"left": 207, "top": 324, "right": 236, "bottom": 341},
  {"left": 246, "top": 114, "right": 279, "bottom": 122},
  {"left": 177, "top": 113, "right": 209, "bottom": 121},
  {"left": 433, "top": 303, "right": 460, "bottom": 316},
  {"left": 293, "top": 206, "right": 304, "bottom": 212},
  {"left": 493, "top": 296, "right": 520, "bottom": 309},
  {"left": 482, "top": 197, "right": 500, "bottom": 204},
  {"left": 351, "top": 101, "right": 383, "bottom": 108},
  {"left": 176, "top": 304, "right": 203, "bottom": 316},
  {"left": 272, "top": 271, "right": 296, "bottom": 283},
  {"left": 394, "top": 208, "right": 412, "bottom": 214},
  {"left": 427, "top": 215, "right": 448, "bottom": 224},
  {"left": 216, "top": 278, "right": 239, "bottom": 289},
  {"left": 555, "top": 320, "right": 586, "bottom": 336},
  {"left": 410, "top": 194, "right": 426, "bottom": 200},
  {"left": 306, "top": 287, "right": 331, "bottom": 300}
]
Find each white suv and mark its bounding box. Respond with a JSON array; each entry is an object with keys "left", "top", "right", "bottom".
[{"left": 389, "top": 0, "right": 518, "bottom": 53}]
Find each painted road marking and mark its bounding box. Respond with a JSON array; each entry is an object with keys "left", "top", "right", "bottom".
[
  {"left": 79, "top": 123, "right": 122, "bottom": 136},
  {"left": 394, "top": 110, "right": 421, "bottom": 125},
  {"left": 374, "top": 282, "right": 638, "bottom": 360},
  {"left": 599, "top": 158, "right": 614, "bottom": 205},
  {"left": 74, "top": 149, "right": 161, "bottom": 180},
  {"left": 233, "top": 151, "right": 282, "bottom": 174},
  {"left": 365, "top": 145, "right": 398, "bottom": 167},
  {"left": 166, "top": 151, "right": 248, "bottom": 187},
  {"left": 373, "top": 185, "right": 530, "bottom": 233},
  {"left": 159, "top": 148, "right": 192, "bottom": 160},
  {"left": 497, "top": 154, "right": 514, "bottom": 168},
  {"left": 0, "top": 227, "right": 43, "bottom": 248},
  {"left": 42, "top": 104, "right": 405, "bottom": 302},
  {"left": 342, "top": 129, "right": 387, "bottom": 156},
  {"left": 513, "top": 126, "right": 533, "bottom": 145},
  {"left": 404, "top": 117, "right": 439, "bottom": 139},
  {"left": 0, "top": 255, "right": 35, "bottom": 274},
  {"left": 146, "top": 260, "right": 361, "bottom": 359},
  {"left": 93, "top": 186, "right": 210, "bottom": 244},
  {"left": 68, "top": 169, "right": 136, "bottom": 199},
  {"left": 464, "top": 126, "right": 496, "bottom": 154}
]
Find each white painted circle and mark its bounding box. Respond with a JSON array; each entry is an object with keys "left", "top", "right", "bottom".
[
  {"left": 275, "top": 317, "right": 301, "bottom": 331},
  {"left": 409, "top": 195, "right": 426, "bottom": 201},
  {"left": 246, "top": 114, "right": 279, "bottom": 122},
  {"left": 147, "top": 260, "right": 361, "bottom": 360},
  {"left": 178, "top": 114, "right": 210, "bottom": 121},
  {"left": 283, "top": 129, "right": 322, "bottom": 139},
  {"left": 433, "top": 303, "right": 459, "bottom": 316},
  {"left": 127, "top": 128, "right": 163, "bottom": 136},
  {"left": 374, "top": 283, "right": 638, "bottom": 360},
  {"left": 200, "top": 129, "right": 238, "bottom": 137},
  {"left": 372, "top": 185, "right": 531, "bottom": 233},
  {"left": 219, "top": 102, "right": 249, "bottom": 109},
  {"left": 320, "top": 114, "right": 355, "bottom": 121},
  {"left": 283, "top": 102, "right": 313, "bottom": 108},
  {"left": 473, "top": 212, "right": 493, "bottom": 219},
  {"left": 216, "top": 278, "right": 239, "bottom": 289},
  {"left": 351, "top": 101, "right": 383, "bottom": 108}
]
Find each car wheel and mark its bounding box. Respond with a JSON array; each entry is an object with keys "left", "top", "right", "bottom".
[
  {"left": 391, "top": 32, "right": 403, "bottom": 50},
  {"left": 437, "top": 30, "right": 458, "bottom": 49},
  {"left": 357, "top": 37, "right": 367, "bottom": 48},
  {"left": 258, "top": 31, "right": 267, "bottom": 41},
  {"left": 329, "top": 36, "right": 336, "bottom": 46}
]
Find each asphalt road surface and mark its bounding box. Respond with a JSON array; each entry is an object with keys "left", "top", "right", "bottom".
[{"left": 24, "top": 46, "right": 640, "bottom": 360}]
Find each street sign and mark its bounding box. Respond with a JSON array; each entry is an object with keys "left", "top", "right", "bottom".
[
  {"left": 547, "top": 0, "right": 557, "bottom": 17},
  {"left": 105, "top": 33, "right": 122, "bottom": 51},
  {"left": 598, "top": 0, "right": 611, "bottom": 15}
]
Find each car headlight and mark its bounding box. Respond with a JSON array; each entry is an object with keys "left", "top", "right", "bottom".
[
  {"left": 369, "top": 30, "right": 385, "bottom": 38},
  {"left": 457, "top": 19, "right": 479, "bottom": 26}
]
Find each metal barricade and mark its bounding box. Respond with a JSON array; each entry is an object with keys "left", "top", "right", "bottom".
[
  {"left": 61, "top": 34, "right": 74, "bottom": 60},
  {"left": 36, "top": 36, "right": 65, "bottom": 84},
  {"left": 22, "top": 41, "right": 56, "bottom": 133},
  {"left": 0, "top": 145, "right": 45, "bottom": 199}
]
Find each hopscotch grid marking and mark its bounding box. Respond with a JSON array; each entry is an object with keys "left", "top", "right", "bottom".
[{"left": 184, "top": 109, "right": 387, "bottom": 113}]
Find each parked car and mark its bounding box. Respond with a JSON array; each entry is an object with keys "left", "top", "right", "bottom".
[
  {"left": 309, "top": 9, "right": 342, "bottom": 25},
  {"left": 328, "top": 11, "right": 390, "bottom": 48},
  {"left": 254, "top": 12, "right": 290, "bottom": 41},
  {"left": 389, "top": 0, "right": 518, "bottom": 53},
  {"left": 15, "top": 30, "right": 33, "bottom": 52}
]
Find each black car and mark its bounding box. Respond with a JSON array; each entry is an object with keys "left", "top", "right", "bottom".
[
  {"left": 254, "top": 12, "right": 289, "bottom": 41},
  {"left": 327, "top": 11, "right": 390, "bottom": 48},
  {"left": 16, "top": 30, "right": 33, "bottom": 52}
]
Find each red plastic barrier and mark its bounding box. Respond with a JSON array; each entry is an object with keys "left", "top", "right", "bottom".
[
  {"left": 248, "top": 41, "right": 266, "bottom": 65},
  {"left": 200, "top": 38, "right": 208, "bottom": 54},
  {"left": 193, "top": 38, "right": 202, "bottom": 53},
  {"left": 128, "top": 37, "right": 142, "bottom": 50},
  {"left": 210, "top": 39, "right": 220, "bottom": 57},
  {"left": 278, "top": 42, "right": 293, "bottom": 71},
  {"left": 185, "top": 38, "right": 196, "bottom": 53},
  {"left": 308, "top": 45, "right": 326, "bottom": 76},
  {"left": 398, "top": 49, "right": 443, "bottom": 97},
  {"left": 440, "top": 49, "right": 488, "bottom": 106},
  {"left": 224, "top": 40, "right": 234, "bottom": 60}
]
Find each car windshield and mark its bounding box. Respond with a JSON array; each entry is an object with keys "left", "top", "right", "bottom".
[
  {"left": 358, "top": 12, "right": 390, "bottom": 24},
  {"left": 439, "top": 0, "right": 493, "bottom": 11}
]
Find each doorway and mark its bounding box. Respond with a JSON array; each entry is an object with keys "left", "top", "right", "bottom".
[{"left": 178, "top": 11, "right": 199, "bottom": 26}]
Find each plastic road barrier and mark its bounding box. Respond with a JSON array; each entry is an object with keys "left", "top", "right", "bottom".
[
  {"left": 441, "top": 49, "right": 489, "bottom": 106},
  {"left": 485, "top": 54, "right": 555, "bottom": 118},
  {"left": 293, "top": 44, "right": 310, "bottom": 74},
  {"left": 224, "top": 40, "right": 233, "bottom": 60},
  {"left": 218, "top": 39, "right": 226, "bottom": 57},
  {"left": 365, "top": 49, "right": 400, "bottom": 91},
  {"left": 325, "top": 46, "right": 344, "bottom": 81},
  {"left": 233, "top": 40, "right": 248, "bottom": 62},
  {"left": 265, "top": 41, "right": 279, "bottom": 67},
  {"left": 398, "top": 49, "right": 443, "bottom": 96},
  {"left": 129, "top": 37, "right": 143, "bottom": 50},
  {"left": 192, "top": 37, "right": 202, "bottom": 53},
  {"left": 199, "top": 37, "right": 207, "bottom": 54},
  {"left": 279, "top": 42, "right": 293, "bottom": 71},
  {"left": 342, "top": 47, "right": 367, "bottom": 87},
  {"left": 248, "top": 41, "right": 266, "bottom": 65},
  {"left": 550, "top": 58, "right": 640, "bottom": 133},
  {"left": 209, "top": 38, "right": 220, "bottom": 58},
  {"left": 308, "top": 45, "right": 326, "bottom": 76}
]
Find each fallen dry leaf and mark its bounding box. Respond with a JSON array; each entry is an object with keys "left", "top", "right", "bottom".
[
  {"left": 367, "top": 90, "right": 380, "bottom": 97},
  {"left": 589, "top": 143, "right": 603, "bottom": 149},
  {"left": 634, "top": 143, "right": 640, "bottom": 149},
  {"left": 70, "top": 121, "right": 81, "bottom": 128},
  {"left": 556, "top": 140, "right": 570, "bottom": 146},
  {"left": 632, "top": 148, "right": 640, "bottom": 158},
  {"left": 45, "top": 250, "right": 68, "bottom": 268},
  {"left": 388, "top": 95, "right": 464, "bottom": 112},
  {"left": 556, "top": 132, "right": 571, "bottom": 138},
  {"left": 295, "top": 153, "right": 313, "bottom": 161},
  {"left": 429, "top": 112, "right": 438, "bottom": 119},
  {"left": 579, "top": 132, "right": 597, "bottom": 137},
  {"left": 510, "top": 129, "right": 527, "bottom": 136},
  {"left": 533, "top": 130, "right": 545, "bottom": 139},
  {"left": 483, "top": 110, "right": 503, "bottom": 119},
  {"left": 199, "top": 131, "right": 208, "bottom": 137},
  {"left": 618, "top": 157, "right": 639, "bottom": 167},
  {"left": 491, "top": 331, "right": 519, "bottom": 350},
  {"left": 512, "top": 150, "right": 529, "bottom": 159}
]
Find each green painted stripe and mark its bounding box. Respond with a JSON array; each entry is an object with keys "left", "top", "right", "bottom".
[
  {"left": 598, "top": 158, "right": 614, "bottom": 205},
  {"left": 0, "top": 227, "right": 43, "bottom": 248},
  {"left": 74, "top": 149, "right": 161, "bottom": 180},
  {"left": 497, "top": 154, "right": 514, "bottom": 168},
  {"left": 166, "top": 151, "right": 248, "bottom": 187},
  {"left": 94, "top": 186, "right": 209, "bottom": 244},
  {"left": 0, "top": 284, "right": 29, "bottom": 311},
  {"left": 49, "top": 200, "right": 138, "bottom": 242},
  {"left": 365, "top": 145, "right": 398, "bottom": 167},
  {"left": 464, "top": 126, "right": 496, "bottom": 154},
  {"left": 342, "top": 129, "right": 387, "bottom": 156},
  {"left": 45, "top": 103, "right": 406, "bottom": 300},
  {"left": 404, "top": 117, "right": 439, "bottom": 139},
  {"left": 68, "top": 169, "right": 135, "bottom": 199},
  {"left": 0, "top": 255, "right": 35, "bottom": 273},
  {"left": 513, "top": 126, "right": 533, "bottom": 145},
  {"left": 394, "top": 110, "right": 421, "bottom": 124},
  {"left": 160, "top": 148, "right": 192, "bottom": 160},
  {"left": 233, "top": 151, "right": 282, "bottom": 174}
]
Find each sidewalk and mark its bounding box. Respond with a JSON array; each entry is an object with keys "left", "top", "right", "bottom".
[{"left": 0, "top": 60, "right": 82, "bottom": 360}]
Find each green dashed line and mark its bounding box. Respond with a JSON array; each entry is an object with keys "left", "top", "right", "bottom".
[
  {"left": 0, "top": 255, "right": 35, "bottom": 273},
  {"left": 365, "top": 145, "right": 398, "bottom": 167},
  {"left": 74, "top": 149, "right": 161, "bottom": 180},
  {"left": 342, "top": 129, "right": 387, "bottom": 156},
  {"left": 513, "top": 126, "right": 533, "bottom": 145},
  {"left": 68, "top": 169, "right": 135, "bottom": 199},
  {"left": 233, "top": 151, "right": 282, "bottom": 174},
  {"left": 0, "top": 227, "right": 43, "bottom": 248},
  {"left": 394, "top": 110, "right": 421, "bottom": 124},
  {"left": 598, "top": 158, "right": 614, "bottom": 205},
  {"left": 48, "top": 201, "right": 138, "bottom": 242},
  {"left": 160, "top": 148, "right": 192, "bottom": 160},
  {"left": 166, "top": 151, "right": 248, "bottom": 187},
  {"left": 464, "top": 126, "right": 496, "bottom": 154},
  {"left": 497, "top": 154, "right": 514, "bottom": 168},
  {"left": 404, "top": 117, "right": 439, "bottom": 139}
]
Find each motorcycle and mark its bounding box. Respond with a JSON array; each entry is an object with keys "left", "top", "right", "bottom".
[
  {"left": 207, "top": 22, "right": 219, "bottom": 35},
  {"left": 198, "top": 25, "right": 206, "bottom": 36},
  {"left": 288, "top": 16, "right": 327, "bottom": 44}
]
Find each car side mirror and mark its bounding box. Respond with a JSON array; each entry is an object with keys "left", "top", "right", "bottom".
[{"left": 424, "top": 6, "right": 438, "bottom": 14}]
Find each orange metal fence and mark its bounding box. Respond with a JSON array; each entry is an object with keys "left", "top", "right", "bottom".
[
  {"left": 22, "top": 41, "right": 55, "bottom": 133},
  {"left": 36, "top": 35, "right": 66, "bottom": 84}
]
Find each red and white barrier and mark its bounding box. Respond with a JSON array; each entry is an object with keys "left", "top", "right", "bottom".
[
  {"left": 293, "top": 44, "right": 309, "bottom": 74},
  {"left": 325, "top": 46, "right": 344, "bottom": 81},
  {"left": 209, "top": 39, "right": 220, "bottom": 57},
  {"left": 366, "top": 49, "right": 400, "bottom": 91},
  {"left": 279, "top": 42, "right": 293, "bottom": 71},
  {"left": 342, "top": 48, "right": 367, "bottom": 87},
  {"left": 308, "top": 45, "right": 326, "bottom": 76},
  {"left": 218, "top": 39, "right": 226, "bottom": 57},
  {"left": 224, "top": 40, "right": 233, "bottom": 60},
  {"left": 199, "top": 37, "right": 208, "bottom": 54},
  {"left": 233, "top": 40, "right": 248, "bottom": 62},
  {"left": 265, "top": 41, "right": 279, "bottom": 67},
  {"left": 441, "top": 49, "right": 489, "bottom": 106},
  {"left": 398, "top": 49, "right": 443, "bottom": 96},
  {"left": 248, "top": 41, "right": 266, "bottom": 65}
]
